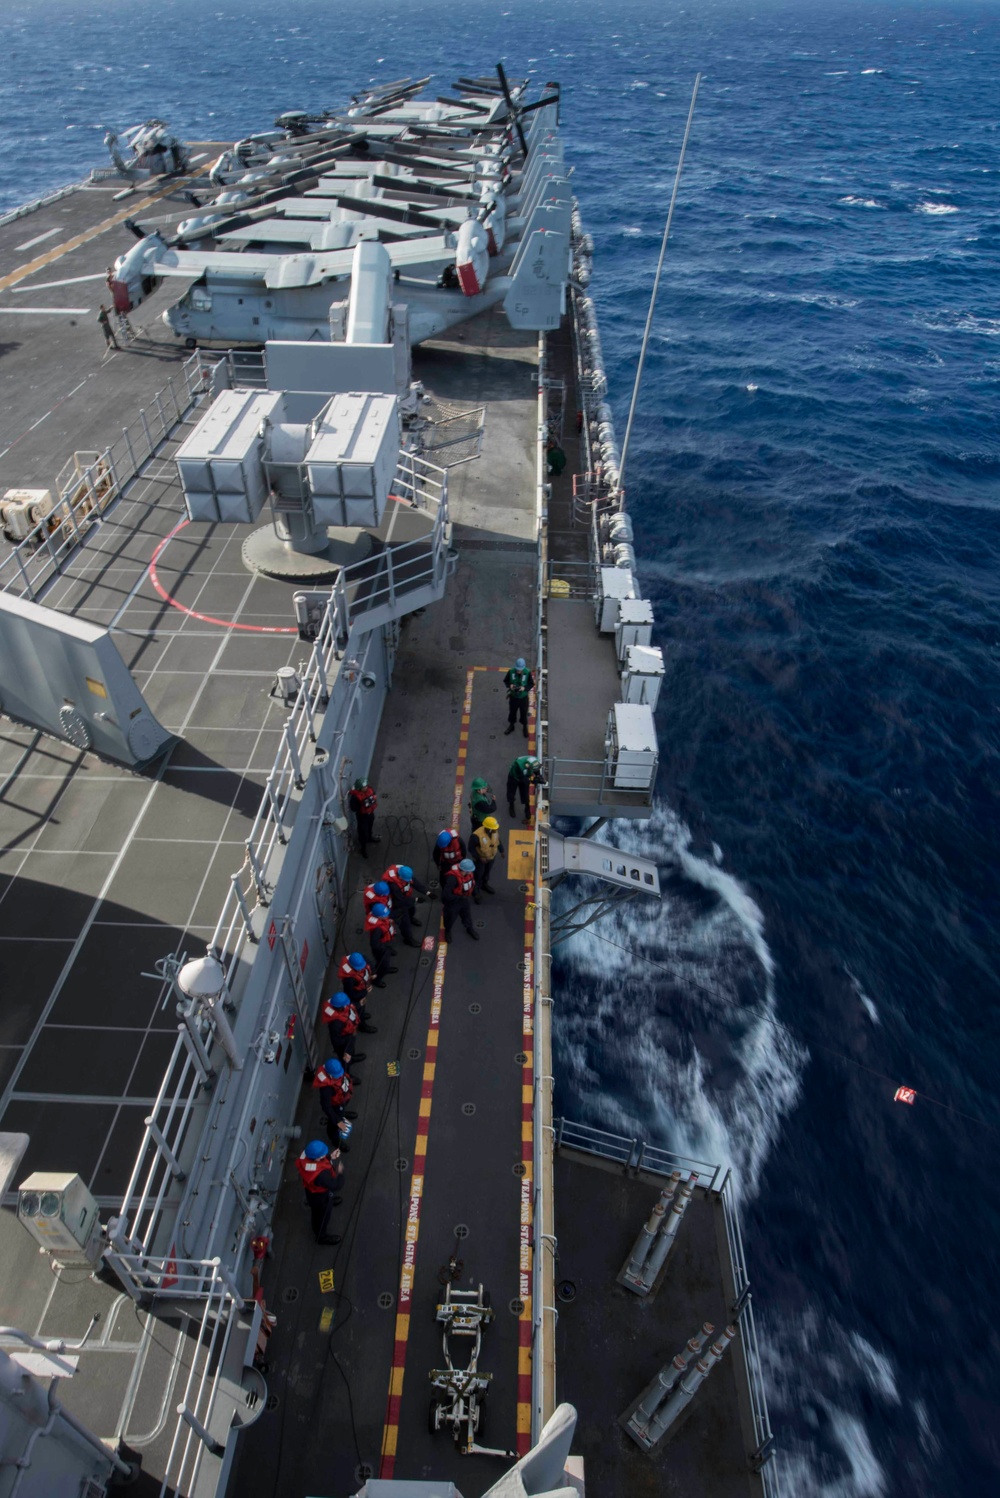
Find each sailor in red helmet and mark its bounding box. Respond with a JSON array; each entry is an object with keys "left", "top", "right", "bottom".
[
  {"left": 321, "top": 990, "right": 365, "bottom": 1070},
  {"left": 382, "top": 863, "right": 430, "bottom": 948},
  {"left": 313, "top": 1057, "right": 356, "bottom": 1145},
  {"left": 365, "top": 902, "right": 398, "bottom": 982},
  {"left": 295, "top": 1140, "right": 344, "bottom": 1245},
  {"left": 441, "top": 858, "right": 480, "bottom": 943},
  {"left": 347, "top": 777, "right": 380, "bottom": 856},
  {"left": 432, "top": 828, "right": 466, "bottom": 876},
  {"left": 338, "top": 950, "right": 381, "bottom": 1012}
]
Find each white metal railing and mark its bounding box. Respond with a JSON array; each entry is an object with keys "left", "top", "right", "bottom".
[
  {"left": 554, "top": 1116, "right": 779, "bottom": 1494},
  {"left": 111, "top": 455, "right": 452, "bottom": 1269},
  {"left": 0, "top": 351, "right": 216, "bottom": 598},
  {"left": 0, "top": 180, "right": 80, "bottom": 227},
  {"left": 99, "top": 1253, "right": 252, "bottom": 1497}
]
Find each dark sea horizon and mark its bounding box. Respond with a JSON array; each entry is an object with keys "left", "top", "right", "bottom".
[{"left": 3, "top": 1, "right": 999, "bottom": 1493}]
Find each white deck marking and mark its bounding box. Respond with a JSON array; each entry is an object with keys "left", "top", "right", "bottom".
[
  {"left": 12, "top": 272, "right": 107, "bottom": 293},
  {"left": 0, "top": 305, "right": 91, "bottom": 315},
  {"left": 13, "top": 227, "right": 61, "bottom": 251}
]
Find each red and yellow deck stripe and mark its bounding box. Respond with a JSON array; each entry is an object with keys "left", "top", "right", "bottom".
[
  {"left": 516, "top": 698, "right": 538, "bottom": 1452},
  {"left": 378, "top": 668, "right": 475, "bottom": 1478}
]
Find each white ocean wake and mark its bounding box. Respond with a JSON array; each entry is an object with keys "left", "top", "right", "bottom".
[{"left": 552, "top": 803, "right": 806, "bottom": 1199}]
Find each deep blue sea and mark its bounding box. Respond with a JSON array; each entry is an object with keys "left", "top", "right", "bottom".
[{"left": 3, "top": 0, "right": 999, "bottom": 1492}]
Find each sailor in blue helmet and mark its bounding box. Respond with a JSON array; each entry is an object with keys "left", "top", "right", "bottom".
[
  {"left": 296, "top": 1139, "right": 344, "bottom": 1245},
  {"left": 441, "top": 857, "right": 480, "bottom": 942},
  {"left": 313, "top": 1056, "right": 357, "bottom": 1145},
  {"left": 503, "top": 656, "right": 535, "bottom": 737},
  {"left": 432, "top": 827, "right": 466, "bottom": 875},
  {"left": 320, "top": 990, "right": 365, "bottom": 1069},
  {"left": 382, "top": 862, "right": 431, "bottom": 948},
  {"left": 364, "top": 901, "right": 398, "bottom": 982}
]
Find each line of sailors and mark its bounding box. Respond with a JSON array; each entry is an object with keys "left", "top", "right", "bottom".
[{"left": 299, "top": 704, "right": 548, "bottom": 1242}]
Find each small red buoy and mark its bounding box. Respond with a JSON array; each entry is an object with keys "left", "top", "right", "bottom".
[{"left": 894, "top": 1086, "right": 916, "bottom": 1105}]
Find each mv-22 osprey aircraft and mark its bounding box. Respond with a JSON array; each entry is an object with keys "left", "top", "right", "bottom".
[{"left": 108, "top": 70, "right": 573, "bottom": 347}]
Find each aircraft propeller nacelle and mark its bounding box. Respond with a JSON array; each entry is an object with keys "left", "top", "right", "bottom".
[
  {"left": 111, "top": 231, "right": 168, "bottom": 312},
  {"left": 455, "top": 219, "right": 491, "bottom": 296}
]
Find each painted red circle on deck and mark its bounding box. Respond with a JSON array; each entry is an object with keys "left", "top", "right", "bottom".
[{"left": 148, "top": 519, "right": 297, "bottom": 633}]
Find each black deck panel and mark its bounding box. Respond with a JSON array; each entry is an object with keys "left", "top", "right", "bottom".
[{"left": 554, "top": 1150, "right": 762, "bottom": 1498}]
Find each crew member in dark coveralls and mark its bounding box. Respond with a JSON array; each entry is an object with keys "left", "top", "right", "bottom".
[
  {"left": 382, "top": 863, "right": 430, "bottom": 947},
  {"left": 467, "top": 777, "right": 497, "bottom": 836},
  {"left": 348, "top": 778, "right": 380, "bottom": 855},
  {"left": 433, "top": 828, "right": 466, "bottom": 875},
  {"left": 338, "top": 950, "right": 381, "bottom": 1010},
  {"left": 296, "top": 1140, "right": 343, "bottom": 1245},
  {"left": 441, "top": 858, "right": 480, "bottom": 942},
  {"left": 365, "top": 902, "right": 398, "bottom": 981},
  {"left": 503, "top": 657, "right": 535, "bottom": 736},
  {"left": 506, "top": 755, "right": 547, "bottom": 823},
  {"left": 321, "top": 991, "right": 365, "bottom": 1069},
  {"left": 313, "top": 1058, "right": 357, "bottom": 1147}
]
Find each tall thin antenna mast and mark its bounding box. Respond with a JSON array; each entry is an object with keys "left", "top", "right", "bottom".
[{"left": 618, "top": 72, "right": 701, "bottom": 494}]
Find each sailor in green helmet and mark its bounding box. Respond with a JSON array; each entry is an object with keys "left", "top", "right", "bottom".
[
  {"left": 506, "top": 755, "right": 546, "bottom": 825},
  {"left": 467, "top": 776, "right": 498, "bottom": 836},
  {"left": 503, "top": 656, "right": 535, "bottom": 737}
]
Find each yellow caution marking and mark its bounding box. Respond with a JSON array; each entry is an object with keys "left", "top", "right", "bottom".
[
  {"left": 507, "top": 829, "right": 535, "bottom": 881},
  {"left": 0, "top": 166, "right": 213, "bottom": 294},
  {"left": 318, "top": 1269, "right": 335, "bottom": 1293}
]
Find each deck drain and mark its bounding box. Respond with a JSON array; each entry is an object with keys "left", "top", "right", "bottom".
[
  {"left": 407, "top": 1047, "right": 422, "bottom": 1060},
  {"left": 266, "top": 1394, "right": 279, "bottom": 1411},
  {"left": 419, "top": 955, "right": 432, "bottom": 968},
  {"left": 469, "top": 1002, "right": 482, "bottom": 1015},
  {"left": 509, "top": 1298, "right": 525, "bottom": 1315},
  {"left": 517, "top": 960, "right": 527, "bottom": 972},
  {"left": 557, "top": 1279, "right": 577, "bottom": 1303},
  {"left": 281, "top": 1286, "right": 300, "bottom": 1304},
  {"left": 474, "top": 919, "right": 485, "bottom": 929},
  {"left": 461, "top": 1102, "right": 476, "bottom": 1116},
  {"left": 454, "top": 1224, "right": 470, "bottom": 1240},
  {"left": 377, "top": 1292, "right": 394, "bottom": 1310},
  {"left": 515, "top": 1052, "right": 528, "bottom": 1065},
  {"left": 519, "top": 882, "right": 531, "bottom": 894},
  {"left": 355, "top": 1464, "right": 374, "bottom": 1483},
  {"left": 395, "top": 1157, "right": 410, "bottom": 1173},
  {"left": 513, "top": 1162, "right": 527, "bottom": 1177}
]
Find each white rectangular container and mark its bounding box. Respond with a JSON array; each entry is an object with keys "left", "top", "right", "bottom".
[
  {"left": 605, "top": 702, "right": 657, "bottom": 790},
  {"left": 596, "top": 567, "right": 636, "bottom": 632},
  {"left": 306, "top": 391, "right": 400, "bottom": 528},
  {"left": 622, "top": 643, "right": 665, "bottom": 709},
  {"left": 175, "top": 389, "right": 284, "bottom": 523},
  {"left": 615, "top": 598, "right": 654, "bottom": 660}
]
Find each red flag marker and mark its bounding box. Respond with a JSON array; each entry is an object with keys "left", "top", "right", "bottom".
[{"left": 894, "top": 1086, "right": 916, "bottom": 1106}]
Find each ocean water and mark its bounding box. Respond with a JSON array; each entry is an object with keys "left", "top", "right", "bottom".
[{"left": 3, "top": 0, "right": 999, "bottom": 1493}]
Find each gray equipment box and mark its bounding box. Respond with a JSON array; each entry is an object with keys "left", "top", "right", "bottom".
[
  {"left": 605, "top": 702, "right": 657, "bottom": 790},
  {"left": 621, "top": 643, "right": 664, "bottom": 709},
  {"left": 615, "top": 598, "right": 654, "bottom": 661},
  {"left": 597, "top": 566, "right": 636, "bottom": 632},
  {"left": 175, "top": 389, "right": 284, "bottom": 522},
  {"left": 306, "top": 392, "right": 400, "bottom": 527}
]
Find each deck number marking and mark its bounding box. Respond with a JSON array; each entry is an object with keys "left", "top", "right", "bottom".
[{"left": 318, "top": 1269, "right": 335, "bottom": 1293}]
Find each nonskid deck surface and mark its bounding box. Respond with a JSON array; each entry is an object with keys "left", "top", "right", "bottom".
[
  {"left": 234, "top": 311, "right": 542, "bottom": 1498},
  {"left": 554, "top": 1152, "right": 764, "bottom": 1498},
  {"left": 0, "top": 158, "right": 227, "bottom": 491},
  {"left": 0, "top": 283, "right": 543, "bottom": 1496}
]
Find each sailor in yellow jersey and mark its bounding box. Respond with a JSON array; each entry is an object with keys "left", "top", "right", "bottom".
[{"left": 470, "top": 815, "right": 505, "bottom": 896}]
